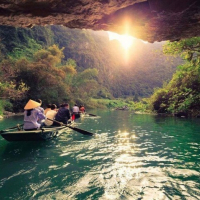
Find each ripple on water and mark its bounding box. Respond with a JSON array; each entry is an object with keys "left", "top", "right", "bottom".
[{"left": 0, "top": 112, "right": 200, "bottom": 199}]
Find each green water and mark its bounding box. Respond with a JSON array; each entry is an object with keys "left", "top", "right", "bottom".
[{"left": 0, "top": 111, "right": 199, "bottom": 200}]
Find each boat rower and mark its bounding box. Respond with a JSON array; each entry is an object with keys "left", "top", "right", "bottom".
[
  {"left": 72, "top": 104, "right": 80, "bottom": 120},
  {"left": 23, "top": 99, "right": 46, "bottom": 131},
  {"left": 54, "top": 103, "right": 71, "bottom": 125}
]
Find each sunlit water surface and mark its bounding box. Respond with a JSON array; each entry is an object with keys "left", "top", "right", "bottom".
[{"left": 0, "top": 111, "right": 199, "bottom": 200}]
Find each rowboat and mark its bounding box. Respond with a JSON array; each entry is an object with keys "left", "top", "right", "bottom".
[{"left": 0, "top": 125, "right": 70, "bottom": 142}]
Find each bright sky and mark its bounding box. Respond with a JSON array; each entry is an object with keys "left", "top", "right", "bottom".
[
  {"left": 107, "top": 31, "right": 148, "bottom": 50},
  {"left": 107, "top": 31, "right": 135, "bottom": 50}
]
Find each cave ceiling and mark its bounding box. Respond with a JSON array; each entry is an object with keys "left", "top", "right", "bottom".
[{"left": 0, "top": 0, "right": 200, "bottom": 42}]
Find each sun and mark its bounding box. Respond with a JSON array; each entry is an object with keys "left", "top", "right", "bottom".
[{"left": 107, "top": 31, "right": 135, "bottom": 50}]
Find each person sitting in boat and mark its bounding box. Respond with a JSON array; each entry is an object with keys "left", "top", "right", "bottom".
[
  {"left": 44, "top": 104, "right": 51, "bottom": 115},
  {"left": 35, "top": 99, "right": 45, "bottom": 124},
  {"left": 72, "top": 104, "right": 80, "bottom": 120},
  {"left": 36, "top": 99, "right": 44, "bottom": 113},
  {"left": 23, "top": 99, "right": 46, "bottom": 131},
  {"left": 79, "top": 105, "right": 85, "bottom": 113},
  {"left": 44, "top": 104, "right": 57, "bottom": 127},
  {"left": 54, "top": 103, "right": 71, "bottom": 125}
]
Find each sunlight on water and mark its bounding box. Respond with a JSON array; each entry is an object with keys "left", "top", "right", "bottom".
[{"left": 0, "top": 112, "right": 200, "bottom": 199}]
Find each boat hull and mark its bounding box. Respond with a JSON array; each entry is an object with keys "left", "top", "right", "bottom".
[{"left": 0, "top": 126, "right": 68, "bottom": 142}]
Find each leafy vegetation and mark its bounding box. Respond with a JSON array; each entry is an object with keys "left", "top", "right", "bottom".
[
  {"left": 150, "top": 37, "right": 200, "bottom": 116},
  {"left": 0, "top": 25, "right": 181, "bottom": 114},
  {"left": 90, "top": 98, "right": 150, "bottom": 112},
  {"left": 0, "top": 26, "right": 179, "bottom": 95},
  {"left": 0, "top": 45, "right": 100, "bottom": 112}
]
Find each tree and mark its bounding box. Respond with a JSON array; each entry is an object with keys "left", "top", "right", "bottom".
[
  {"left": 14, "top": 45, "right": 75, "bottom": 105},
  {"left": 150, "top": 37, "right": 200, "bottom": 116},
  {"left": 0, "top": 58, "right": 28, "bottom": 100},
  {"left": 163, "top": 37, "right": 200, "bottom": 63}
]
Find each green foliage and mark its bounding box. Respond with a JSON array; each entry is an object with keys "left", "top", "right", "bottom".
[
  {"left": 0, "top": 100, "right": 13, "bottom": 114},
  {"left": 0, "top": 100, "right": 4, "bottom": 115},
  {"left": 0, "top": 44, "right": 102, "bottom": 112},
  {"left": 3, "top": 100, "right": 13, "bottom": 112},
  {"left": 65, "top": 58, "right": 77, "bottom": 68},
  {"left": 77, "top": 68, "right": 98, "bottom": 80},
  {"left": 0, "top": 57, "right": 29, "bottom": 101},
  {"left": 8, "top": 38, "right": 42, "bottom": 60},
  {"left": 0, "top": 25, "right": 179, "bottom": 100},
  {"left": 97, "top": 88, "right": 113, "bottom": 99},
  {"left": 163, "top": 37, "right": 200, "bottom": 62},
  {"left": 34, "top": 45, "right": 64, "bottom": 66},
  {"left": 14, "top": 45, "right": 74, "bottom": 105},
  {"left": 71, "top": 68, "right": 100, "bottom": 102},
  {"left": 90, "top": 98, "right": 151, "bottom": 112},
  {"left": 0, "top": 25, "right": 183, "bottom": 113},
  {"left": 0, "top": 26, "right": 54, "bottom": 60},
  {"left": 91, "top": 98, "right": 126, "bottom": 109},
  {"left": 151, "top": 37, "right": 200, "bottom": 116}
]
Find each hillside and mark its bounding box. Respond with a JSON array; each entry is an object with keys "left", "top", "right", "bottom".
[{"left": 0, "top": 25, "right": 181, "bottom": 99}]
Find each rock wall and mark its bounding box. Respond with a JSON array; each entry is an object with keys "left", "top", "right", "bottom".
[{"left": 0, "top": 0, "right": 200, "bottom": 42}]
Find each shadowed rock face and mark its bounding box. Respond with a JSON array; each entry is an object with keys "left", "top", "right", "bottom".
[{"left": 0, "top": 0, "right": 200, "bottom": 42}]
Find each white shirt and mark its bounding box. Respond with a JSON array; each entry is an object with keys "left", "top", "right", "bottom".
[
  {"left": 72, "top": 106, "right": 79, "bottom": 113},
  {"left": 44, "top": 110, "right": 57, "bottom": 126}
]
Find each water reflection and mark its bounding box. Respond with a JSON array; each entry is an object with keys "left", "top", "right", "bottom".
[{"left": 0, "top": 111, "right": 200, "bottom": 199}]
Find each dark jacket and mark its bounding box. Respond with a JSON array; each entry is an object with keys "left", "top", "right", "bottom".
[{"left": 55, "top": 107, "right": 70, "bottom": 124}]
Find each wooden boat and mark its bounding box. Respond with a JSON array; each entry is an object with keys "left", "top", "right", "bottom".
[{"left": 0, "top": 125, "right": 70, "bottom": 142}]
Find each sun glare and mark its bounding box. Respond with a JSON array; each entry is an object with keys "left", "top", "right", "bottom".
[{"left": 108, "top": 31, "right": 135, "bottom": 50}]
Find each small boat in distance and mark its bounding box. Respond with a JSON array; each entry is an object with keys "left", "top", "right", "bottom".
[{"left": 0, "top": 125, "right": 70, "bottom": 142}]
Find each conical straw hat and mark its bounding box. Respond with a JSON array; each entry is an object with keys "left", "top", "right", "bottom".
[{"left": 24, "top": 99, "right": 41, "bottom": 110}]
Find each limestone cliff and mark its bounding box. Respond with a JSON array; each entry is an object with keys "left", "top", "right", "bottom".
[{"left": 0, "top": 0, "right": 200, "bottom": 42}]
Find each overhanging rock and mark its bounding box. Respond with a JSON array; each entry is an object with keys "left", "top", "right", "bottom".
[{"left": 0, "top": 0, "right": 200, "bottom": 42}]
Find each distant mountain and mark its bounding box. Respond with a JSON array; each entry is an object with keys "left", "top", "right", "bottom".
[{"left": 0, "top": 25, "right": 181, "bottom": 99}]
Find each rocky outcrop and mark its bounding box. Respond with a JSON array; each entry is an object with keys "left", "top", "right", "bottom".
[
  {"left": 3, "top": 111, "right": 16, "bottom": 117},
  {"left": 2, "top": 111, "right": 23, "bottom": 118},
  {"left": 0, "top": 0, "right": 200, "bottom": 42}
]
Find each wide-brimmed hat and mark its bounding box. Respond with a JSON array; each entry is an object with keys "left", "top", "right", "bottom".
[{"left": 24, "top": 99, "right": 41, "bottom": 110}]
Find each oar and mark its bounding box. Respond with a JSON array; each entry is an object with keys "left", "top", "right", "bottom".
[
  {"left": 9, "top": 124, "right": 23, "bottom": 130},
  {"left": 87, "top": 113, "right": 98, "bottom": 117},
  {"left": 0, "top": 124, "right": 23, "bottom": 133},
  {"left": 47, "top": 118, "right": 94, "bottom": 136}
]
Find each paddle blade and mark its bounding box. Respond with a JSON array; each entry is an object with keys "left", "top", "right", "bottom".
[
  {"left": 47, "top": 118, "right": 94, "bottom": 136},
  {"left": 88, "top": 113, "right": 97, "bottom": 117},
  {"left": 68, "top": 126, "right": 94, "bottom": 136}
]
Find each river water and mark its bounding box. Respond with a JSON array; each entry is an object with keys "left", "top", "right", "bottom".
[{"left": 0, "top": 110, "right": 199, "bottom": 200}]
